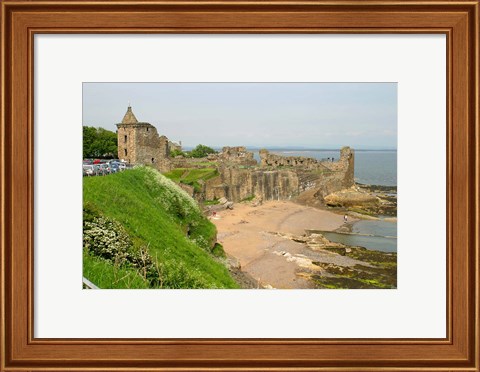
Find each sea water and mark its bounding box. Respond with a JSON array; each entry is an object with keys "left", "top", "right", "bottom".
[
  {"left": 319, "top": 219, "right": 397, "bottom": 252},
  {"left": 252, "top": 149, "right": 398, "bottom": 251},
  {"left": 321, "top": 231, "right": 397, "bottom": 252}
]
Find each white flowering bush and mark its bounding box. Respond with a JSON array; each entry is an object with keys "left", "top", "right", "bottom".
[
  {"left": 142, "top": 166, "right": 200, "bottom": 218},
  {"left": 83, "top": 217, "right": 131, "bottom": 262},
  {"left": 83, "top": 205, "right": 159, "bottom": 285},
  {"left": 83, "top": 204, "right": 217, "bottom": 288},
  {"left": 143, "top": 167, "right": 218, "bottom": 253}
]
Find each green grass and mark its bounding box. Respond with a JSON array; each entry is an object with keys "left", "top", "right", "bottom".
[
  {"left": 83, "top": 167, "right": 239, "bottom": 289},
  {"left": 161, "top": 168, "right": 186, "bottom": 182},
  {"left": 83, "top": 251, "right": 150, "bottom": 289},
  {"left": 163, "top": 168, "right": 219, "bottom": 192},
  {"left": 212, "top": 243, "right": 227, "bottom": 258},
  {"left": 183, "top": 168, "right": 219, "bottom": 182}
]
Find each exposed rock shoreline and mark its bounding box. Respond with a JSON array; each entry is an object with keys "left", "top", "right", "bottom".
[
  {"left": 323, "top": 183, "right": 397, "bottom": 217},
  {"left": 210, "top": 194, "right": 397, "bottom": 289},
  {"left": 271, "top": 230, "right": 396, "bottom": 289}
]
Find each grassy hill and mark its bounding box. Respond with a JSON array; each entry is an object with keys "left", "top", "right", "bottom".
[{"left": 83, "top": 166, "right": 239, "bottom": 289}]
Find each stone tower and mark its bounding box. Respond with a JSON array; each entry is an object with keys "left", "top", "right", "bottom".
[
  {"left": 339, "top": 146, "right": 355, "bottom": 187},
  {"left": 116, "top": 106, "right": 171, "bottom": 172}
]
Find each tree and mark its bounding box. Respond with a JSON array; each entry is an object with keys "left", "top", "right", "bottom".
[
  {"left": 83, "top": 126, "right": 118, "bottom": 158},
  {"left": 189, "top": 144, "right": 216, "bottom": 158}
]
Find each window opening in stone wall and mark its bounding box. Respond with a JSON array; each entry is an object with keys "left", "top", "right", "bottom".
[
  {"left": 151, "top": 158, "right": 155, "bottom": 163},
  {"left": 124, "top": 148, "right": 127, "bottom": 156},
  {"left": 147, "top": 127, "right": 149, "bottom": 132},
  {"left": 124, "top": 135, "right": 127, "bottom": 143}
]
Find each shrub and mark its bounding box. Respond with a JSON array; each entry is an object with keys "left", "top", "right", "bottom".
[
  {"left": 189, "top": 144, "right": 216, "bottom": 158},
  {"left": 83, "top": 167, "right": 239, "bottom": 288},
  {"left": 212, "top": 243, "right": 226, "bottom": 258},
  {"left": 170, "top": 149, "right": 186, "bottom": 158},
  {"left": 83, "top": 212, "right": 159, "bottom": 284}
]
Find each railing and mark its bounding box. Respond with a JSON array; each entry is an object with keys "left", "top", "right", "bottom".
[{"left": 82, "top": 277, "right": 99, "bottom": 289}]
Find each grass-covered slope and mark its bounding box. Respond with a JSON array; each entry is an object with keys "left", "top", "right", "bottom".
[
  {"left": 163, "top": 168, "right": 219, "bottom": 192},
  {"left": 83, "top": 166, "right": 238, "bottom": 289},
  {"left": 83, "top": 250, "right": 150, "bottom": 289}
]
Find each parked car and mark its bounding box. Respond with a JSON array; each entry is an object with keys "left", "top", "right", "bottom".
[
  {"left": 108, "top": 162, "right": 117, "bottom": 173},
  {"left": 83, "top": 159, "right": 129, "bottom": 177},
  {"left": 93, "top": 164, "right": 102, "bottom": 175},
  {"left": 110, "top": 162, "right": 122, "bottom": 173},
  {"left": 83, "top": 165, "right": 96, "bottom": 176},
  {"left": 98, "top": 163, "right": 111, "bottom": 175},
  {"left": 110, "top": 161, "right": 126, "bottom": 171}
]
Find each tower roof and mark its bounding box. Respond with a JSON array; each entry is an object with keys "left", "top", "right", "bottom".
[{"left": 121, "top": 106, "right": 138, "bottom": 124}]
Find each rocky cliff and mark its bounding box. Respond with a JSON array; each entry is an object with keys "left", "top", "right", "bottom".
[{"left": 200, "top": 147, "right": 355, "bottom": 203}]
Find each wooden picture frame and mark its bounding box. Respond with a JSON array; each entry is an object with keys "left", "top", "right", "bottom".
[{"left": 1, "top": 0, "right": 478, "bottom": 370}]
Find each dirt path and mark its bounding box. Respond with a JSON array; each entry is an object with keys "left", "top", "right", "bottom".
[{"left": 211, "top": 201, "right": 353, "bottom": 289}]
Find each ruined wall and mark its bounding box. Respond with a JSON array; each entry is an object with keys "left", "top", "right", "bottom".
[
  {"left": 205, "top": 167, "right": 308, "bottom": 202},
  {"left": 134, "top": 125, "right": 167, "bottom": 164},
  {"left": 170, "top": 146, "right": 257, "bottom": 170},
  {"left": 341, "top": 146, "right": 355, "bottom": 187},
  {"left": 203, "top": 147, "right": 355, "bottom": 203},
  {"left": 316, "top": 147, "right": 355, "bottom": 194},
  {"left": 169, "top": 141, "right": 182, "bottom": 152},
  {"left": 259, "top": 149, "right": 323, "bottom": 169},
  {"left": 218, "top": 146, "right": 257, "bottom": 166},
  {"left": 117, "top": 123, "right": 171, "bottom": 172},
  {"left": 118, "top": 124, "right": 137, "bottom": 164}
]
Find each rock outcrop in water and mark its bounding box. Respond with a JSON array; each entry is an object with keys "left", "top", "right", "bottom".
[
  {"left": 324, "top": 187, "right": 380, "bottom": 208},
  {"left": 322, "top": 184, "right": 397, "bottom": 217}
]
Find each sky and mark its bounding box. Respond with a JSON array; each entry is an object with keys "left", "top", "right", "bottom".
[{"left": 83, "top": 83, "right": 397, "bottom": 150}]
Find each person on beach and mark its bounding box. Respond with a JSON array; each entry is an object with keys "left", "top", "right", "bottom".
[{"left": 344, "top": 214, "right": 348, "bottom": 223}]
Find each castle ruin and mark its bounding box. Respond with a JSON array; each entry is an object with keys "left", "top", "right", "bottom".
[
  {"left": 116, "top": 106, "right": 172, "bottom": 172},
  {"left": 203, "top": 147, "right": 354, "bottom": 202},
  {"left": 115, "top": 106, "right": 355, "bottom": 204}
]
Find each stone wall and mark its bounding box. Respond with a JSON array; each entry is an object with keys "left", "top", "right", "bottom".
[
  {"left": 169, "top": 141, "right": 182, "bottom": 152},
  {"left": 218, "top": 146, "right": 257, "bottom": 166},
  {"left": 170, "top": 146, "right": 257, "bottom": 169},
  {"left": 308, "top": 147, "right": 355, "bottom": 199},
  {"left": 116, "top": 106, "right": 172, "bottom": 172},
  {"left": 117, "top": 125, "right": 136, "bottom": 164},
  {"left": 202, "top": 147, "right": 355, "bottom": 203},
  {"left": 204, "top": 167, "right": 300, "bottom": 201},
  {"left": 259, "top": 149, "right": 323, "bottom": 170},
  {"left": 170, "top": 157, "right": 214, "bottom": 169},
  {"left": 117, "top": 123, "right": 171, "bottom": 172}
]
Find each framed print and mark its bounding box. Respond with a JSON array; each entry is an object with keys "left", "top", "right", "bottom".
[{"left": 1, "top": 0, "right": 479, "bottom": 370}]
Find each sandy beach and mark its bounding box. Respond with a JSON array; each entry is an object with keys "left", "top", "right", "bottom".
[{"left": 211, "top": 200, "right": 358, "bottom": 289}]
